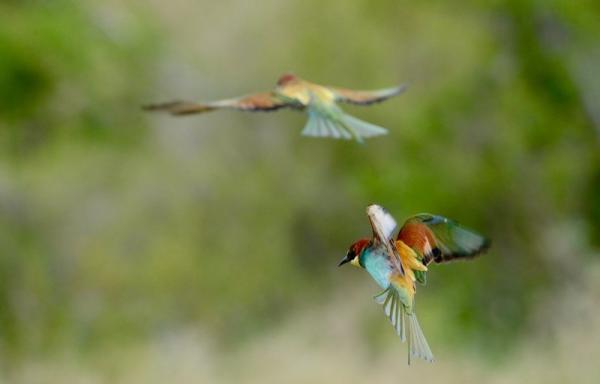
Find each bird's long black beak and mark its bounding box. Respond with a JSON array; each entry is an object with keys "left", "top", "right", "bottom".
[{"left": 338, "top": 253, "right": 352, "bottom": 267}]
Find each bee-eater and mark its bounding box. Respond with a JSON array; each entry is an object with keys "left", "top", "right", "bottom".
[
  {"left": 338, "top": 205, "right": 490, "bottom": 363},
  {"left": 143, "top": 74, "right": 406, "bottom": 143}
]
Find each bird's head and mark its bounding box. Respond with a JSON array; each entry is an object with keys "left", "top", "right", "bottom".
[
  {"left": 277, "top": 73, "right": 298, "bottom": 86},
  {"left": 338, "top": 238, "right": 370, "bottom": 268}
]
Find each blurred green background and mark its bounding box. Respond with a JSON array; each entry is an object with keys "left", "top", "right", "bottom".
[{"left": 1, "top": 0, "right": 599, "bottom": 382}]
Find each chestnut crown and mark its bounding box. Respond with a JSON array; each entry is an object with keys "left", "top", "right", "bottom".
[{"left": 276, "top": 73, "right": 298, "bottom": 86}]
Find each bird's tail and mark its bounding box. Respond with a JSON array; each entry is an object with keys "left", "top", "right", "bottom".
[
  {"left": 374, "top": 287, "right": 434, "bottom": 364},
  {"left": 142, "top": 101, "right": 216, "bottom": 115},
  {"left": 406, "top": 311, "right": 433, "bottom": 364},
  {"left": 302, "top": 106, "right": 387, "bottom": 143}
]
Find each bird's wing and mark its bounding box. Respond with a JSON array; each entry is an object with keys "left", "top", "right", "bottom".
[
  {"left": 366, "top": 204, "right": 404, "bottom": 275},
  {"left": 328, "top": 84, "right": 407, "bottom": 105},
  {"left": 397, "top": 214, "right": 490, "bottom": 267},
  {"left": 367, "top": 204, "right": 397, "bottom": 241},
  {"left": 143, "top": 92, "right": 290, "bottom": 115}
]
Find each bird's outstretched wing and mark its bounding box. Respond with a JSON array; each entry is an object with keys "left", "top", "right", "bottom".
[
  {"left": 397, "top": 214, "right": 490, "bottom": 267},
  {"left": 366, "top": 204, "right": 404, "bottom": 275},
  {"left": 329, "top": 84, "right": 407, "bottom": 105},
  {"left": 143, "top": 92, "right": 290, "bottom": 115}
]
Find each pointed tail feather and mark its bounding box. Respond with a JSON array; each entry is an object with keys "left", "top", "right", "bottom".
[
  {"left": 340, "top": 113, "right": 388, "bottom": 140},
  {"left": 374, "top": 288, "right": 434, "bottom": 364},
  {"left": 406, "top": 312, "right": 434, "bottom": 364}
]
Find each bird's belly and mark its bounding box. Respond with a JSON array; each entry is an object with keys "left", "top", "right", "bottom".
[{"left": 362, "top": 248, "right": 393, "bottom": 289}]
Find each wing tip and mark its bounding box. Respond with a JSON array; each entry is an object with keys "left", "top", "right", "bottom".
[
  {"left": 142, "top": 101, "right": 215, "bottom": 116},
  {"left": 142, "top": 100, "right": 184, "bottom": 112},
  {"left": 445, "top": 235, "right": 491, "bottom": 262},
  {"left": 394, "top": 83, "right": 409, "bottom": 95},
  {"left": 366, "top": 203, "right": 389, "bottom": 217},
  {"left": 366, "top": 203, "right": 380, "bottom": 212},
  {"left": 479, "top": 236, "right": 492, "bottom": 254}
]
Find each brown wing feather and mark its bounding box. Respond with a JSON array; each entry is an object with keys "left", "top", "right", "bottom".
[
  {"left": 396, "top": 222, "right": 438, "bottom": 265},
  {"left": 228, "top": 92, "right": 288, "bottom": 111},
  {"left": 143, "top": 92, "right": 289, "bottom": 116},
  {"left": 142, "top": 101, "right": 216, "bottom": 115},
  {"left": 329, "top": 84, "right": 407, "bottom": 105}
]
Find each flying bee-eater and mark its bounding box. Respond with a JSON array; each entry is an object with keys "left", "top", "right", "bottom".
[
  {"left": 143, "top": 73, "right": 406, "bottom": 143},
  {"left": 338, "top": 205, "right": 490, "bottom": 364}
]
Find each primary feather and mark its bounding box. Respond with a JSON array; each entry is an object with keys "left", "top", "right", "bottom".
[
  {"left": 330, "top": 84, "right": 408, "bottom": 105},
  {"left": 366, "top": 204, "right": 404, "bottom": 275}
]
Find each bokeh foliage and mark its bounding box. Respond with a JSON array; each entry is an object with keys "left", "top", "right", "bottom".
[{"left": 0, "top": 0, "right": 598, "bottom": 366}]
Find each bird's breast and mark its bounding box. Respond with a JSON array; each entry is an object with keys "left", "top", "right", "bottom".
[{"left": 361, "top": 246, "right": 393, "bottom": 289}]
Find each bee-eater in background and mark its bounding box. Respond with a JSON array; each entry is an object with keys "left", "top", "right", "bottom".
[
  {"left": 338, "top": 205, "right": 490, "bottom": 363},
  {"left": 143, "top": 73, "right": 406, "bottom": 143}
]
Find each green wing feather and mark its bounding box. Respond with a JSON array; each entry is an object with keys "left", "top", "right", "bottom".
[
  {"left": 412, "top": 214, "right": 490, "bottom": 265},
  {"left": 414, "top": 270, "right": 427, "bottom": 285}
]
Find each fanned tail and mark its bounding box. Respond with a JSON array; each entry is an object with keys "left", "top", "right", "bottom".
[
  {"left": 302, "top": 106, "right": 387, "bottom": 143},
  {"left": 374, "top": 287, "right": 434, "bottom": 364},
  {"left": 302, "top": 110, "right": 353, "bottom": 140}
]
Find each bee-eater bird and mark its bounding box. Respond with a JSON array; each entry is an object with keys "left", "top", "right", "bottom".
[
  {"left": 143, "top": 74, "right": 407, "bottom": 143},
  {"left": 338, "top": 205, "right": 490, "bottom": 363}
]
